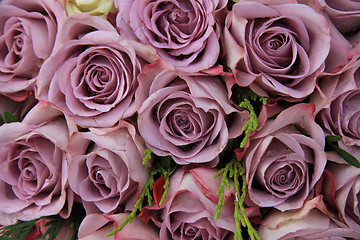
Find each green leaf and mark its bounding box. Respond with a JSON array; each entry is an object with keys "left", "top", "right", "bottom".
[
  {"left": 4, "top": 111, "right": 19, "bottom": 123},
  {"left": 326, "top": 135, "right": 360, "bottom": 168},
  {"left": 325, "top": 135, "right": 342, "bottom": 143}
]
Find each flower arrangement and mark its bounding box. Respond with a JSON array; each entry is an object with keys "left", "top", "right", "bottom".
[{"left": 0, "top": 0, "right": 360, "bottom": 239}]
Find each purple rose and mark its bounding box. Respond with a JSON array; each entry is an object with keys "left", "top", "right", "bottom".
[
  {"left": 316, "top": 77, "right": 360, "bottom": 160},
  {"left": 0, "top": 0, "right": 66, "bottom": 100},
  {"left": 244, "top": 103, "right": 327, "bottom": 211},
  {"left": 315, "top": 0, "right": 360, "bottom": 49},
  {"left": 67, "top": 120, "right": 150, "bottom": 214},
  {"left": 0, "top": 102, "right": 75, "bottom": 221},
  {"left": 311, "top": 57, "right": 360, "bottom": 113},
  {"left": 143, "top": 168, "right": 236, "bottom": 240},
  {"left": 36, "top": 14, "right": 159, "bottom": 128},
  {"left": 326, "top": 153, "right": 360, "bottom": 233},
  {"left": 258, "top": 195, "right": 360, "bottom": 239},
  {"left": 114, "top": 0, "right": 227, "bottom": 72},
  {"left": 135, "top": 60, "right": 249, "bottom": 165},
  {"left": 223, "top": 1, "right": 331, "bottom": 101}
]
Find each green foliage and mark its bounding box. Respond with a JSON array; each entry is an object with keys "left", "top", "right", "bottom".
[
  {"left": 0, "top": 203, "right": 85, "bottom": 240},
  {"left": 142, "top": 148, "right": 152, "bottom": 165},
  {"left": 214, "top": 158, "right": 261, "bottom": 240},
  {"left": 232, "top": 86, "right": 267, "bottom": 148},
  {"left": 0, "top": 112, "right": 19, "bottom": 126},
  {"left": 0, "top": 219, "right": 38, "bottom": 240},
  {"left": 326, "top": 135, "right": 360, "bottom": 168},
  {"left": 107, "top": 156, "right": 177, "bottom": 237}
]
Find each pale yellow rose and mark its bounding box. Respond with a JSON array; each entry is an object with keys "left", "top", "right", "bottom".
[{"left": 65, "top": 0, "right": 116, "bottom": 16}]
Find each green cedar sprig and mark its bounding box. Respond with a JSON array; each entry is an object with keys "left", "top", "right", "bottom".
[
  {"left": 214, "top": 158, "right": 261, "bottom": 240},
  {"left": 232, "top": 86, "right": 267, "bottom": 148},
  {"left": 107, "top": 156, "right": 176, "bottom": 237},
  {"left": 0, "top": 218, "right": 38, "bottom": 240},
  {"left": 142, "top": 148, "right": 152, "bottom": 165},
  {"left": 0, "top": 203, "right": 85, "bottom": 240},
  {"left": 0, "top": 216, "right": 65, "bottom": 240}
]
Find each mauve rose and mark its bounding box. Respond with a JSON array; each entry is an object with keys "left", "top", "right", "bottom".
[
  {"left": 149, "top": 168, "right": 236, "bottom": 240},
  {"left": 244, "top": 103, "right": 327, "bottom": 211},
  {"left": 223, "top": 1, "right": 331, "bottom": 101},
  {"left": 258, "top": 195, "right": 360, "bottom": 239},
  {"left": 311, "top": 56, "right": 360, "bottom": 113},
  {"left": 0, "top": 101, "right": 75, "bottom": 221},
  {"left": 135, "top": 60, "right": 249, "bottom": 165},
  {"left": 314, "top": 0, "right": 360, "bottom": 49},
  {"left": 0, "top": 0, "right": 66, "bottom": 101},
  {"left": 316, "top": 79, "right": 360, "bottom": 160},
  {"left": 114, "top": 0, "right": 227, "bottom": 72},
  {"left": 326, "top": 152, "right": 360, "bottom": 232},
  {"left": 36, "top": 14, "right": 159, "bottom": 128},
  {"left": 77, "top": 213, "right": 160, "bottom": 240},
  {"left": 67, "top": 120, "right": 150, "bottom": 214}
]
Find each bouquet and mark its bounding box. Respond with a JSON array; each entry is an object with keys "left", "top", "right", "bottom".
[{"left": 0, "top": 0, "right": 360, "bottom": 239}]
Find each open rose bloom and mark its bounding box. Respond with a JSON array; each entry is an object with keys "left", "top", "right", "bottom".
[{"left": 1, "top": 0, "right": 360, "bottom": 239}]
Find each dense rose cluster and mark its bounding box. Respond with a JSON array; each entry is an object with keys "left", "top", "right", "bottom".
[{"left": 0, "top": 0, "right": 360, "bottom": 239}]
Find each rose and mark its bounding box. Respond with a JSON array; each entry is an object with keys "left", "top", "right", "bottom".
[
  {"left": 314, "top": 0, "right": 360, "bottom": 49},
  {"left": 258, "top": 195, "right": 360, "bottom": 239},
  {"left": 141, "top": 168, "right": 236, "bottom": 240},
  {"left": 114, "top": 0, "right": 227, "bottom": 72},
  {"left": 310, "top": 57, "right": 360, "bottom": 113},
  {"left": 0, "top": 0, "right": 66, "bottom": 100},
  {"left": 135, "top": 60, "right": 249, "bottom": 166},
  {"left": 67, "top": 120, "right": 150, "bottom": 214},
  {"left": 64, "top": 0, "right": 116, "bottom": 16},
  {"left": 325, "top": 153, "right": 360, "bottom": 232},
  {"left": 77, "top": 213, "right": 160, "bottom": 240},
  {"left": 316, "top": 81, "right": 360, "bottom": 160},
  {"left": 223, "top": 1, "right": 331, "bottom": 101},
  {"left": 36, "top": 14, "right": 159, "bottom": 128},
  {"left": 244, "top": 103, "right": 327, "bottom": 211},
  {"left": 0, "top": 101, "right": 75, "bottom": 221}
]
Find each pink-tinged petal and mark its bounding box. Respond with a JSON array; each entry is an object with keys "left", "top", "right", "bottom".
[{"left": 78, "top": 213, "right": 159, "bottom": 240}]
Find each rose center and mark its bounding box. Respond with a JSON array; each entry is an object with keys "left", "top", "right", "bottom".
[
  {"left": 91, "top": 167, "right": 106, "bottom": 184},
  {"left": 21, "top": 160, "right": 37, "bottom": 181},
  {"left": 170, "top": 9, "right": 189, "bottom": 24},
  {"left": 173, "top": 110, "right": 193, "bottom": 135}
]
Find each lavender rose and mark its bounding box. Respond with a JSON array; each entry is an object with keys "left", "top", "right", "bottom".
[
  {"left": 316, "top": 82, "right": 360, "bottom": 160},
  {"left": 311, "top": 56, "right": 360, "bottom": 113},
  {"left": 0, "top": 0, "right": 65, "bottom": 100},
  {"left": 150, "top": 168, "right": 236, "bottom": 240},
  {"left": 326, "top": 152, "right": 360, "bottom": 232},
  {"left": 135, "top": 60, "right": 249, "bottom": 165},
  {"left": 314, "top": 0, "right": 360, "bottom": 48},
  {"left": 36, "top": 15, "right": 159, "bottom": 128},
  {"left": 0, "top": 102, "right": 75, "bottom": 221},
  {"left": 115, "top": 0, "right": 227, "bottom": 72},
  {"left": 244, "top": 103, "right": 327, "bottom": 211},
  {"left": 258, "top": 195, "right": 360, "bottom": 239},
  {"left": 223, "top": 1, "right": 331, "bottom": 101},
  {"left": 67, "top": 120, "right": 150, "bottom": 214}
]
